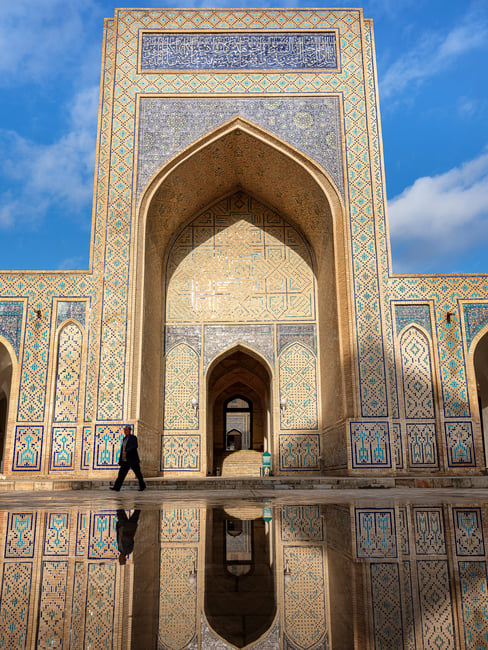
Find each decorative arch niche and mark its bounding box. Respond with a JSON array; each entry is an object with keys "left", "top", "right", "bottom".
[
  {"left": 134, "top": 118, "right": 354, "bottom": 475},
  {"left": 474, "top": 329, "right": 488, "bottom": 462},
  {"left": 0, "top": 340, "right": 13, "bottom": 469}
]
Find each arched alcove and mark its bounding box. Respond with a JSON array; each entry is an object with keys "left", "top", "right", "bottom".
[
  {"left": 0, "top": 341, "right": 13, "bottom": 469},
  {"left": 207, "top": 349, "right": 271, "bottom": 476},
  {"left": 134, "top": 118, "right": 353, "bottom": 475},
  {"left": 205, "top": 507, "right": 276, "bottom": 648},
  {"left": 474, "top": 329, "right": 488, "bottom": 461}
]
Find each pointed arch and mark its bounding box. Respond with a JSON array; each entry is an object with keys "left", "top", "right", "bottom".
[
  {"left": 0, "top": 336, "right": 17, "bottom": 472},
  {"left": 399, "top": 325, "right": 435, "bottom": 419},
  {"left": 53, "top": 321, "right": 84, "bottom": 423},
  {"left": 132, "top": 117, "right": 353, "bottom": 474}
]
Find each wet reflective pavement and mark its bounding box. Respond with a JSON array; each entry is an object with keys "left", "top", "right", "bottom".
[{"left": 0, "top": 489, "right": 487, "bottom": 648}]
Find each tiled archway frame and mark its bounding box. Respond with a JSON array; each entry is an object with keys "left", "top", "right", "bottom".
[{"left": 94, "top": 9, "right": 391, "bottom": 432}]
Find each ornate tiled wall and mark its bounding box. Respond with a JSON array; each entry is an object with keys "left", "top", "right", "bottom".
[{"left": 0, "top": 8, "right": 487, "bottom": 477}]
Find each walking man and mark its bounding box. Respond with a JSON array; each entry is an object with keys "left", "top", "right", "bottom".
[{"left": 111, "top": 425, "right": 146, "bottom": 491}]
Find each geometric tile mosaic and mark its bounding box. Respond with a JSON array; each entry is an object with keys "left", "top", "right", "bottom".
[
  {"left": 395, "top": 304, "right": 431, "bottom": 336},
  {"left": 93, "top": 425, "right": 124, "bottom": 470},
  {"left": 37, "top": 560, "right": 68, "bottom": 649},
  {"left": 161, "top": 508, "right": 200, "bottom": 543},
  {"left": 463, "top": 303, "right": 488, "bottom": 349},
  {"left": 350, "top": 422, "right": 391, "bottom": 468},
  {"left": 279, "top": 434, "right": 320, "bottom": 471},
  {"left": 279, "top": 344, "right": 318, "bottom": 430},
  {"left": 452, "top": 508, "right": 485, "bottom": 556},
  {"left": 76, "top": 512, "right": 88, "bottom": 556},
  {"left": 458, "top": 561, "right": 488, "bottom": 648},
  {"left": 203, "top": 324, "right": 274, "bottom": 370},
  {"left": 138, "top": 97, "right": 344, "bottom": 200},
  {"left": 0, "top": 300, "right": 23, "bottom": 356},
  {"left": 88, "top": 512, "right": 118, "bottom": 559},
  {"left": 392, "top": 423, "right": 404, "bottom": 469},
  {"left": 159, "top": 547, "right": 198, "bottom": 650},
  {"left": 277, "top": 323, "right": 316, "bottom": 356},
  {"left": 282, "top": 546, "right": 327, "bottom": 649},
  {"left": 280, "top": 505, "right": 324, "bottom": 542},
  {"left": 400, "top": 326, "right": 435, "bottom": 419},
  {"left": 12, "top": 425, "right": 43, "bottom": 472},
  {"left": 417, "top": 560, "right": 454, "bottom": 649},
  {"left": 161, "top": 435, "right": 200, "bottom": 472},
  {"left": 406, "top": 423, "right": 438, "bottom": 469},
  {"left": 85, "top": 564, "right": 116, "bottom": 650},
  {"left": 166, "top": 193, "right": 315, "bottom": 324},
  {"left": 70, "top": 562, "right": 86, "bottom": 647},
  {"left": 5, "top": 512, "right": 37, "bottom": 558},
  {"left": 163, "top": 344, "right": 199, "bottom": 431},
  {"left": 80, "top": 426, "right": 93, "bottom": 470},
  {"left": 413, "top": 508, "right": 446, "bottom": 555},
  {"left": 53, "top": 322, "right": 83, "bottom": 423},
  {"left": 370, "top": 563, "right": 403, "bottom": 648},
  {"left": 0, "top": 562, "right": 32, "bottom": 649},
  {"left": 43, "top": 512, "right": 70, "bottom": 556},
  {"left": 50, "top": 426, "right": 76, "bottom": 471},
  {"left": 355, "top": 508, "right": 397, "bottom": 558},
  {"left": 444, "top": 422, "right": 476, "bottom": 467},
  {"left": 56, "top": 300, "right": 86, "bottom": 329}
]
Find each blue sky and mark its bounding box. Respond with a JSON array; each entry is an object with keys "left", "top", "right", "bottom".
[{"left": 0, "top": 0, "right": 487, "bottom": 274}]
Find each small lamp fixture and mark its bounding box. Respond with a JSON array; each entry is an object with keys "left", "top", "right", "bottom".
[
  {"left": 35, "top": 309, "right": 42, "bottom": 319},
  {"left": 280, "top": 397, "right": 287, "bottom": 412},
  {"left": 191, "top": 397, "right": 199, "bottom": 414},
  {"left": 284, "top": 559, "right": 291, "bottom": 585},
  {"left": 446, "top": 311, "right": 454, "bottom": 324},
  {"left": 188, "top": 560, "right": 197, "bottom": 585}
]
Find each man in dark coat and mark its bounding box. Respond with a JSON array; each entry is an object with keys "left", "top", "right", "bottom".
[
  {"left": 116, "top": 509, "right": 140, "bottom": 564},
  {"left": 110, "top": 425, "right": 146, "bottom": 491}
]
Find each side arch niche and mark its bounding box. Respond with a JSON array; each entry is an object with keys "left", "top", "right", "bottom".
[
  {"left": 0, "top": 339, "right": 13, "bottom": 470},
  {"left": 474, "top": 329, "right": 488, "bottom": 463},
  {"left": 133, "top": 118, "right": 354, "bottom": 475}
]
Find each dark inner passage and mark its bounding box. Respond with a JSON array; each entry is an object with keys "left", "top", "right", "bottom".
[
  {"left": 0, "top": 342, "right": 12, "bottom": 469},
  {"left": 208, "top": 350, "right": 270, "bottom": 476},
  {"left": 205, "top": 508, "right": 276, "bottom": 648}
]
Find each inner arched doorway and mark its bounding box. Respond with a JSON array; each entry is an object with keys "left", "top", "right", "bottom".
[
  {"left": 0, "top": 341, "right": 13, "bottom": 470},
  {"left": 207, "top": 349, "right": 271, "bottom": 476},
  {"left": 474, "top": 330, "right": 488, "bottom": 462}
]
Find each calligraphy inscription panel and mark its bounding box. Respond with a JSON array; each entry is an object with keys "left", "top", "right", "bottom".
[{"left": 140, "top": 32, "right": 338, "bottom": 71}]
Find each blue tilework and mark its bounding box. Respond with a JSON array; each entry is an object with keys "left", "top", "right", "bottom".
[
  {"left": 138, "top": 97, "right": 344, "bottom": 199},
  {"left": 350, "top": 422, "right": 391, "bottom": 468},
  {"left": 355, "top": 508, "right": 397, "bottom": 558},
  {"left": 0, "top": 301, "right": 23, "bottom": 356},
  {"left": 141, "top": 32, "right": 338, "bottom": 71},
  {"left": 463, "top": 303, "right": 488, "bottom": 349},
  {"left": 444, "top": 422, "right": 476, "bottom": 467}
]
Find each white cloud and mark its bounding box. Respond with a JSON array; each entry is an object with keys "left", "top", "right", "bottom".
[
  {"left": 388, "top": 150, "right": 488, "bottom": 271},
  {"left": 0, "top": 85, "right": 98, "bottom": 229},
  {"left": 381, "top": 12, "right": 488, "bottom": 99}
]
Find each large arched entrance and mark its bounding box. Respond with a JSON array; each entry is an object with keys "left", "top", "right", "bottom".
[
  {"left": 474, "top": 329, "right": 488, "bottom": 462},
  {"left": 207, "top": 348, "right": 271, "bottom": 476},
  {"left": 0, "top": 340, "right": 13, "bottom": 470},
  {"left": 134, "top": 118, "right": 353, "bottom": 476}
]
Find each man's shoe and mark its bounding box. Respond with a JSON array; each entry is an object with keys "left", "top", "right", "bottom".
[
  {"left": 139, "top": 485, "right": 146, "bottom": 491},
  {"left": 110, "top": 486, "right": 119, "bottom": 491}
]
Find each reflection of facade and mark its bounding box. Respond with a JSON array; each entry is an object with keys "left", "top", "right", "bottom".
[
  {"left": 1, "top": 8, "right": 488, "bottom": 480},
  {"left": 1, "top": 502, "right": 487, "bottom": 647}
]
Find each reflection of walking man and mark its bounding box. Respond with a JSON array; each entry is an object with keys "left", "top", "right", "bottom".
[
  {"left": 111, "top": 425, "right": 146, "bottom": 491},
  {"left": 116, "top": 509, "right": 140, "bottom": 565}
]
